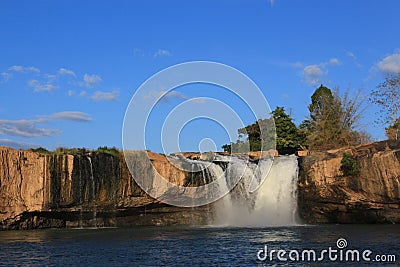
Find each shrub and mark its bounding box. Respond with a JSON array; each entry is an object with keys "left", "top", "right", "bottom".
[
  {"left": 95, "top": 146, "right": 120, "bottom": 157},
  {"left": 30, "top": 147, "right": 51, "bottom": 154},
  {"left": 55, "top": 147, "right": 89, "bottom": 156},
  {"left": 340, "top": 153, "right": 360, "bottom": 176}
]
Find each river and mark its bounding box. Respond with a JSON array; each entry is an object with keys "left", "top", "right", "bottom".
[{"left": 0, "top": 225, "right": 399, "bottom": 266}]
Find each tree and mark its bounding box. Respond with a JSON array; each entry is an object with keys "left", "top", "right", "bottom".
[
  {"left": 221, "top": 106, "right": 303, "bottom": 154},
  {"left": 370, "top": 74, "right": 400, "bottom": 140},
  {"left": 337, "top": 88, "right": 369, "bottom": 145},
  {"left": 304, "top": 85, "right": 342, "bottom": 149},
  {"left": 386, "top": 118, "right": 400, "bottom": 140},
  {"left": 237, "top": 120, "right": 262, "bottom": 151},
  {"left": 272, "top": 106, "right": 304, "bottom": 154},
  {"left": 302, "top": 85, "right": 369, "bottom": 150},
  {"left": 221, "top": 144, "right": 232, "bottom": 153},
  {"left": 227, "top": 117, "right": 275, "bottom": 153}
]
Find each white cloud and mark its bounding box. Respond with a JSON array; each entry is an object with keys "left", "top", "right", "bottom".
[
  {"left": 301, "top": 57, "right": 341, "bottom": 85},
  {"left": 28, "top": 79, "right": 56, "bottom": 92},
  {"left": 302, "top": 65, "right": 324, "bottom": 86},
  {"left": 269, "top": 0, "right": 275, "bottom": 6},
  {"left": 163, "top": 91, "right": 187, "bottom": 101},
  {"left": 377, "top": 53, "right": 400, "bottom": 74},
  {"left": 9, "top": 65, "right": 40, "bottom": 74},
  {"left": 58, "top": 68, "right": 76, "bottom": 77},
  {"left": 191, "top": 98, "right": 207, "bottom": 104},
  {"left": 345, "top": 50, "right": 363, "bottom": 68},
  {"left": 153, "top": 49, "right": 172, "bottom": 58},
  {"left": 90, "top": 90, "right": 119, "bottom": 101},
  {"left": 345, "top": 50, "right": 356, "bottom": 60},
  {"left": 0, "top": 139, "right": 39, "bottom": 150},
  {"left": 1, "top": 72, "right": 11, "bottom": 82},
  {"left": 329, "top": 58, "right": 340, "bottom": 66},
  {"left": 285, "top": 58, "right": 339, "bottom": 70},
  {"left": 83, "top": 74, "right": 102, "bottom": 87},
  {"left": 49, "top": 111, "right": 93, "bottom": 122},
  {"left": 145, "top": 90, "right": 187, "bottom": 103},
  {"left": 0, "top": 119, "right": 60, "bottom": 138},
  {"left": 29, "top": 66, "right": 40, "bottom": 73},
  {"left": 67, "top": 90, "right": 74, "bottom": 96},
  {"left": 0, "top": 111, "right": 93, "bottom": 139},
  {"left": 9, "top": 65, "right": 24, "bottom": 72},
  {"left": 291, "top": 62, "right": 304, "bottom": 68},
  {"left": 45, "top": 74, "right": 57, "bottom": 82},
  {"left": 79, "top": 91, "right": 87, "bottom": 97}
]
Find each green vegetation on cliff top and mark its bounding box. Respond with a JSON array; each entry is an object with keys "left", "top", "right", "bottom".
[{"left": 30, "top": 146, "right": 120, "bottom": 157}]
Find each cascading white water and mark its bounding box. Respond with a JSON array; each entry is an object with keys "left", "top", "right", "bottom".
[
  {"left": 213, "top": 155, "right": 299, "bottom": 226},
  {"left": 174, "top": 156, "right": 226, "bottom": 201},
  {"left": 168, "top": 154, "right": 299, "bottom": 226},
  {"left": 87, "top": 156, "right": 97, "bottom": 227},
  {"left": 79, "top": 161, "right": 83, "bottom": 228}
]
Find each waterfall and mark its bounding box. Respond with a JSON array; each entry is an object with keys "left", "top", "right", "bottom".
[
  {"left": 173, "top": 154, "right": 299, "bottom": 226},
  {"left": 110, "top": 156, "right": 117, "bottom": 227},
  {"left": 213, "top": 155, "right": 299, "bottom": 226},
  {"left": 87, "top": 156, "right": 97, "bottom": 227},
  {"left": 79, "top": 161, "right": 83, "bottom": 228}
]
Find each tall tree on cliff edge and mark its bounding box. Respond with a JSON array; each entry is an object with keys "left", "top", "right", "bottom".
[
  {"left": 300, "top": 85, "right": 340, "bottom": 149},
  {"left": 305, "top": 85, "right": 342, "bottom": 149},
  {"left": 301, "top": 85, "right": 369, "bottom": 150},
  {"left": 369, "top": 74, "right": 400, "bottom": 140}
]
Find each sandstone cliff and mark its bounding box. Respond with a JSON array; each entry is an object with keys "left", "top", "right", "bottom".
[
  {"left": 298, "top": 140, "right": 400, "bottom": 223},
  {"left": 2, "top": 140, "right": 400, "bottom": 230},
  {"left": 0, "top": 147, "right": 210, "bottom": 230}
]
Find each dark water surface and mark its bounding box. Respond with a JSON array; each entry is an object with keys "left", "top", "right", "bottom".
[{"left": 0, "top": 225, "right": 399, "bottom": 266}]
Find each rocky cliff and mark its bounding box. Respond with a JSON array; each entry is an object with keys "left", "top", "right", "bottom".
[
  {"left": 0, "top": 147, "right": 210, "bottom": 230},
  {"left": 2, "top": 140, "right": 400, "bottom": 230},
  {"left": 298, "top": 140, "right": 400, "bottom": 223}
]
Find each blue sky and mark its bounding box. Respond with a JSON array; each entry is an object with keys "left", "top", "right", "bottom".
[{"left": 1, "top": 0, "right": 400, "bottom": 152}]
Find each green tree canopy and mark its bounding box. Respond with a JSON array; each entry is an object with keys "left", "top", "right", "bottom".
[
  {"left": 222, "top": 106, "right": 303, "bottom": 154},
  {"left": 272, "top": 106, "right": 305, "bottom": 154}
]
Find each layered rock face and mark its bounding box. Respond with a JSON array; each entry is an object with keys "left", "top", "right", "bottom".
[
  {"left": 298, "top": 140, "right": 400, "bottom": 223},
  {"left": 2, "top": 140, "right": 400, "bottom": 230},
  {"left": 0, "top": 148, "right": 51, "bottom": 228},
  {"left": 0, "top": 148, "right": 210, "bottom": 230}
]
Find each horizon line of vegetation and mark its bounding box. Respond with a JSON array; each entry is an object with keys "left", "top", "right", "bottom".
[{"left": 29, "top": 146, "right": 121, "bottom": 157}]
